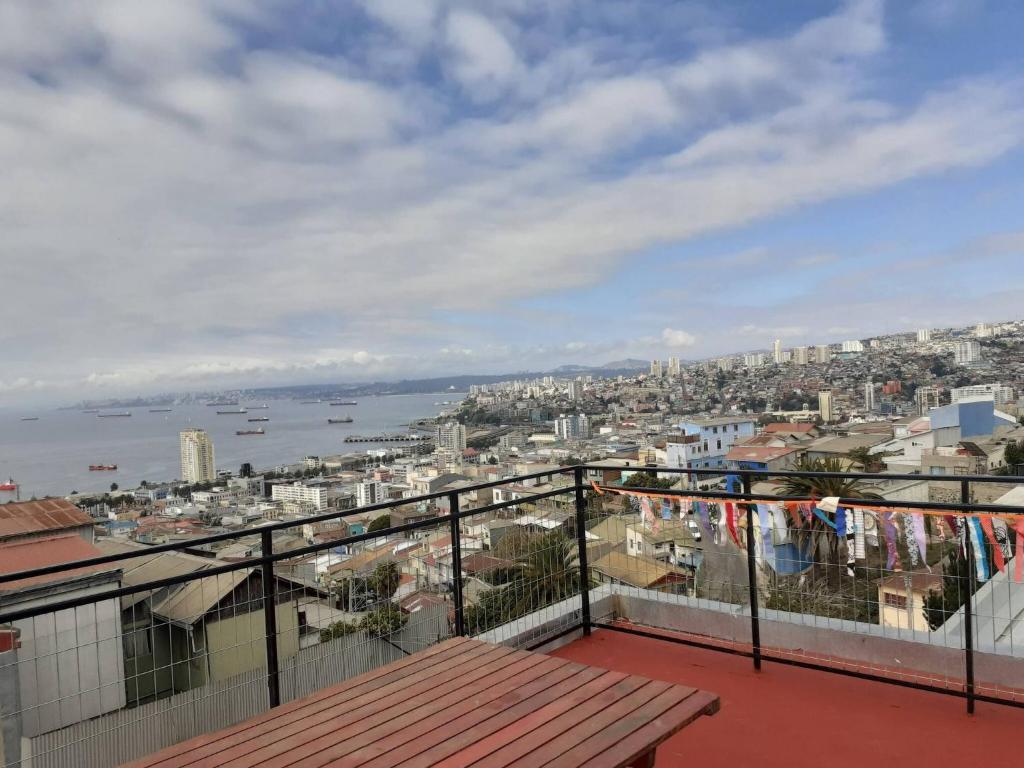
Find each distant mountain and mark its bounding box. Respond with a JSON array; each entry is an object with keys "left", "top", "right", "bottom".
[{"left": 599, "top": 359, "right": 650, "bottom": 370}]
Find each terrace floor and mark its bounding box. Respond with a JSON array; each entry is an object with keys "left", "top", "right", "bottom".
[{"left": 550, "top": 625, "right": 1024, "bottom": 767}]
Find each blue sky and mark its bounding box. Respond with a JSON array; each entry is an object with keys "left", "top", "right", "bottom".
[{"left": 1, "top": 0, "right": 1023, "bottom": 401}]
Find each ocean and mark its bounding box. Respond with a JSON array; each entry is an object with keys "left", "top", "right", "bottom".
[{"left": 0, "top": 393, "right": 464, "bottom": 499}]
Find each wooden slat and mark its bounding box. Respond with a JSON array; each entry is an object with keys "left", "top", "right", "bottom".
[
  {"left": 531, "top": 686, "right": 712, "bottom": 767},
  {"left": 124, "top": 637, "right": 473, "bottom": 768},
  {"left": 468, "top": 678, "right": 660, "bottom": 768},
  {"left": 352, "top": 665, "right": 604, "bottom": 768},
  {"left": 178, "top": 643, "right": 514, "bottom": 768},
  {"left": 262, "top": 655, "right": 572, "bottom": 768},
  {"left": 581, "top": 691, "right": 720, "bottom": 768},
  {"left": 427, "top": 670, "right": 630, "bottom": 768}
]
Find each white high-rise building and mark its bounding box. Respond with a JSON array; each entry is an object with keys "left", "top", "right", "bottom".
[
  {"left": 772, "top": 339, "right": 783, "bottom": 364},
  {"left": 555, "top": 413, "right": 591, "bottom": 441},
  {"left": 916, "top": 386, "right": 941, "bottom": 415},
  {"left": 650, "top": 360, "right": 663, "bottom": 378},
  {"left": 567, "top": 380, "right": 580, "bottom": 400},
  {"left": 841, "top": 340, "right": 864, "bottom": 353},
  {"left": 954, "top": 340, "right": 982, "bottom": 365},
  {"left": 815, "top": 345, "right": 832, "bottom": 363},
  {"left": 976, "top": 323, "right": 994, "bottom": 338},
  {"left": 917, "top": 328, "right": 931, "bottom": 343},
  {"left": 792, "top": 347, "right": 809, "bottom": 365},
  {"left": 435, "top": 421, "right": 467, "bottom": 452},
  {"left": 180, "top": 429, "right": 215, "bottom": 484},
  {"left": 356, "top": 480, "right": 383, "bottom": 507},
  {"left": 743, "top": 353, "right": 765, "bottom": 368},
  {"left": 863, "top": 382, "right": 876, "bottom": 411},
  {"left": 818, "top": 391, "right": 834, "bottom": 423},
  {"left": 951, "top": 383, "right": 1014, "bottom": 405},
  {"left": 667, "top": 357, "right": 681, "bottom": 377}
]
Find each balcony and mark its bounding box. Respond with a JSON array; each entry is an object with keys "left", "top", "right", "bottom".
[{"left": 1, "top": 465, "right": 1023, "bottom": 767}]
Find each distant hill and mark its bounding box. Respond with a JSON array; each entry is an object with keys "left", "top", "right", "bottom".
[{"left": 599, "top": 359, "right": 650, "bottom": 370}]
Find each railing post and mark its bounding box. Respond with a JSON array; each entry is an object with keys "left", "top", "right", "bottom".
[
  {"left": 961, "top": 479, "right": 975, "bottom": 715},
  {"left": 259, "top": 529, "right": 281, "bottom": 708},
  {"left": 448, "top": 491, "right": 466, "bottom": 637},
  {"left": 742, "top": 474, "right": 761, "bottom": 671},
  {"left": 573, "top": 466, "right": 592, "bottom": 635}
]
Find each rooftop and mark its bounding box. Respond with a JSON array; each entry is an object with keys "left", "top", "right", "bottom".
[
  {"left": 0, "top": 498, "right": 94, "bottom": 541},
  {"left": 551, "top": 627, "right": 1021, "bottom": 767}
]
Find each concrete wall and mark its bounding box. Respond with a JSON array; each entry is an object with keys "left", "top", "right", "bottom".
[{"left": 204, "top": 603, "right": 299, "bottom": 682}]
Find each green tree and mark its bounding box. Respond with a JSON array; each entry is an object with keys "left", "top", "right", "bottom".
[
  {"left": 370, "top": 561, "right": 401, "bottom": 600},
  {"left": 359, "top": 604, "right": 407, "bottom": 636},
  {"left": 622, "top": 472, "right": 676, "bottom": 490},
  {"left": 110, "top": 482, "right": 119, "bottom": 492},
  {"left": 319, "top": 619, "right": 359, "bottom": 643},
  {"left": 367, "top": 514, "right": 391, "bottom": 533},
  {"left": 492, "top": 528, "right": 540, "bottom": 560}
]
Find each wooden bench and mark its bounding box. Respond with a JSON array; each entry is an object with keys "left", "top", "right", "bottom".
[{"left": 124, "top": 636, "right": 718, "bottom": 767}]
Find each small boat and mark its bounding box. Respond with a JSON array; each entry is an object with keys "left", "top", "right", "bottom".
[
  {"left": 0, "top": 478, "right": 16, "bottom": 491},
  {"left": 328, "top": 417, "right": 353, "bottom": 424},
  {"left": 81, "top": 409, "right": 99, "bottom": 414},
  {"left": 149, "top": 408, "right": 173, "bottom": 413},
  {"left": 247, "top": 417, "right": 270, "bottom": 422},
  {"left": 97, "top": 412, "right": 131, "bottom": 418},
  {"left": 300, "top": 400, "right": 321, "bottom": 404},
  {"left": 236, "top": 429, "right": 265, "bottom": 436},
  {"left": 217, "top": 409, "right": 248, "bottom": 415},
  {"left": 89, "top": 464, "right": 118, "bottom": 471},
  {"left": 20, "top": 417, "right": 39, "bottom": 421},
  {"left": 329, "top": 401, "right": 357, "bottom": 406}
]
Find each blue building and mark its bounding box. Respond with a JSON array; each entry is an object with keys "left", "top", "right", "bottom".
[
  {"left": 928, "top": 396, "right": 1016, "bottom": 440},
  {"left": 666, "top": 416, "right": 756, "bottom": 474}
]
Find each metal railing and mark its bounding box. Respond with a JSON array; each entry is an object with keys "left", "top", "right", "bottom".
[{"left": 1, "top": 463, "right": 1023, "bottom": 767}]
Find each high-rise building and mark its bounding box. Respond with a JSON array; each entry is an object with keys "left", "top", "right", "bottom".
[
  {"left": 951, "top": 383, "right": 1014, "bottom": 405},
  {"left": 356, "top": 480, "right": 383, "bottom": 507},
  {"left": 917, "top": 328, "right": 931, "bottom": 343},
  {"left": 814, "top": 345, "right": 832, "bottom": 363},
  {"left": 716, "top": 357, "right": 735, "bottom": 371},
  {"left": 818, "top": 391, "right": 834, "bottom": 423},
  {"left": 841, "top": 340, "right": 864, "bottom": 353},
  {"left": 772, "top": 339, "right": 783, "bottom": 364},
  {"left": 435, "top": 421, "right": 467, "bottom": 452},
  {"left": 863, "top": 382, "right": 876, "bottom": 411},
  {"left": 555, "top": 413, "right": 591, "bottom": 441},
  {"left": 743, "top": 353, "right": 766, "bottom": 368},
  {"left": 667, "top": 357, "right": 681, "bottom": 377},
  {"left": 272, "top": 482, "right": 328, "bottom": 511},
  {"left": 915, "top": 386, "right": 941, "bottom": 415},
  {"left": 180, "top": 429, "right": 215, "bottom": 484},
  {"left": 792, "top": 347, "right": 809, "bottom": 365},
  {"left": 567, "top": 380, "right": 580, "bottom": 400},
  {"left": 976, "top": 323, "right": 993, "bottom": 338},
  {"left": 650, "top": 360, "right": 663, "bottom": 378},
  {"left": 954, "top": 340, "right": 982, "bottom": 365}
]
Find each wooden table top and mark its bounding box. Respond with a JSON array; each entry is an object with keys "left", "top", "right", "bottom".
[{"left": 125, "top": 636, "right": 719, "bottom": 768}]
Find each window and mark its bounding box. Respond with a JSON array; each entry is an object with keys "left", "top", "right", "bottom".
[
  {"left": 123, "top": 627, "right": 152, "bottom": 659},
  {"left": 712, "top": 426, "right": 718, "bottom": 434},
  {"left": 703, "top": 441, "right": 708, "bottom": 452},
  {"left": 716, "top": 439, "right": 722, "bottom": 450},
  {"left": 733, "top": 424, "right": 739, "bottom": 432},
  {"left": 883, "top": 592, "right": 908, "bottom": 609}
]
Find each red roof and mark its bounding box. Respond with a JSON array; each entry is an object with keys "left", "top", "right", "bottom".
[
  {"left": 763, "top": 423, "right": 816, "bottom": 434},
  {"left": 0, "top": 533, "right": 111, "bottom": 590},
  {"left": 0, "top": 499, "right": 94, "bottom": 541}
]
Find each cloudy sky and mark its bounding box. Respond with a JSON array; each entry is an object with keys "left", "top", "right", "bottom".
[{"left": 2, "top": 0, "right": 1023, "bottom": 402}]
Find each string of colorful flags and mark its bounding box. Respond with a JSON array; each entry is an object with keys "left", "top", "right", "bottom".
[{"left": 593, "top": 482, "right": 1024, "bottom": 583}]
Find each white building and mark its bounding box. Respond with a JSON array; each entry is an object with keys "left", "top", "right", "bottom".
[
  {"left": 356, "top": 480, "right": 384, "bottom": 507},
  {"left": 271, "top": 482, "right": 328, "bottom": 511},
  {"left": 954, "top": 340, "right": 982, "bottom": 365},
  {"left": 667, "top": 357, "right": 681, "bottom": 377},
  {"left": 951, "top": 383, "right": 1014, "bottom": 406},
  {"left": 815, "top": 345, "right": 832, "bottom": 363},
  {"left": 841, "top": 340, "right": 864, "bottom": 353},
  {"left": 915, "top": 386, "right": 941, "bottom": 415},
  {"left": 650, "top": 360, "right": 663, "bottom": 378},
  {"left": 180, "top": 428, "right": 215, "bottom": 484},
  {"left": 555, "top": 413, "right": 591, "bottom": 441},
  {"left": 818, "top": 390, "right": 834, "bottom": 422},
  {"left": 976, "top": 322, "right": 994, "bottom": 338},
  {"left": 791, "top": 346, "right": 809, "bottom": 365},
  {"left": 917, "top": 328, "right": 931, "bottom": 343},
  {"left": 864, "top": 382, "right": 876, "bottom": 411},
  {"left": 772, "top": 339, "right": 783, "bottom": 364},
  {"left": 743, "top": 353, "right": 766, "bottom": 368},
  {"left": 435, "top": 421, "right": 467, "bottom": 452},
  {"left": 567, "top": 380, "right": 580, "bottom": 400}
]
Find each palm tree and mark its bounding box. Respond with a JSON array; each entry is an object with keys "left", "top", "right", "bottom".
[
  {"left": 513, "top": 531, "right": 579, "bottom": 612},
  {"left": 779, "top": 456, "right": 882, "bottom": 585}
]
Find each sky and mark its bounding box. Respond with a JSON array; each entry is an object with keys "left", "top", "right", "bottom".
[{"left": 2, "top": 0, "right": 1024, "bottom": 403}]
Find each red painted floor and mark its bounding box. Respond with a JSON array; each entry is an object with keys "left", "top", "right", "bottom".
[{"left": 550, "top": 628, "right": 1024, "bottom": 768}]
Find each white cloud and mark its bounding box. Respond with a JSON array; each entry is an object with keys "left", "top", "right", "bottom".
[
  {"left": 444, "top": 11, "right": 522, "bottom": 98},
  {"left": 662, "top": 328, "right": 697, "bottom": 347}
]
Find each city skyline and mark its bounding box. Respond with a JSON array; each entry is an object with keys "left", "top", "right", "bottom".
[{"left": 3, "top": 1, "right": 1024, "bottom": 401}]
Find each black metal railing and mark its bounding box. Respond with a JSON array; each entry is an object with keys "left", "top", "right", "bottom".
[{"left": 2, "top": 463, "right": 1024, "bottom": 767}]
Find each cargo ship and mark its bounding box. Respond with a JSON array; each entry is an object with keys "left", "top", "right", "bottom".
[
  {"left": 81, "top": 409, "right": 99, "bottom": 413},
  {"left": 247, "top": 417, "right": 269, "bottom": 422},
  {"left": 0, "top": 478, "right": 16, "bottom": 491},
  {"left": 236, "top": 428, "right": 265, "bottom": 436},
  {"left": 89, "top": 464, "right": 118, "bottom": 471},
  {"left": 20, "top": 417, "right": 39, "bottom": 421},
  {"left": 149, "top": 408, "right": 173, "bottom": 413},
  {"left": 217, "top": 409, "right": 248, "bottom": 415},
  {"left": 98, "top": 412, "right": 131, "bottom": 418},
  {"left": 206, "top": 401, "right": 238, "bottom": 407},
  {"left": 329, "top": 401, "right": 357, "bottom": 406},
  {"left": 300, "top": 399, "right": 321, "bottom": 404},
  {"left": 328, "top": 417, "right": 353, "bottom": 424}
]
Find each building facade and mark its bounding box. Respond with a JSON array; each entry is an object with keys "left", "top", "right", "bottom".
[
  {"left": 179, "top": 429, "right": 215, "bottom": 484},
  {"left": 435, "top": 421, "right": 467, "bottom": 452},
  {"left": 270, "top": 482, "right": 328, "bottom": 511}
]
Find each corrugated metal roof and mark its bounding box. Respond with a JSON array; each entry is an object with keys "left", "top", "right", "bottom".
[
  {"left": 95, "top": 539, "right": 217, "bottom": 609},
  {"left": 0, "top": 533, "right": 115, "bottom": 591},
  {"left": 0, "top": 499, "right": 94, "bottom": 540},
  {"left": 151, "top": 568, "right": 251, "bottom": 624}
]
